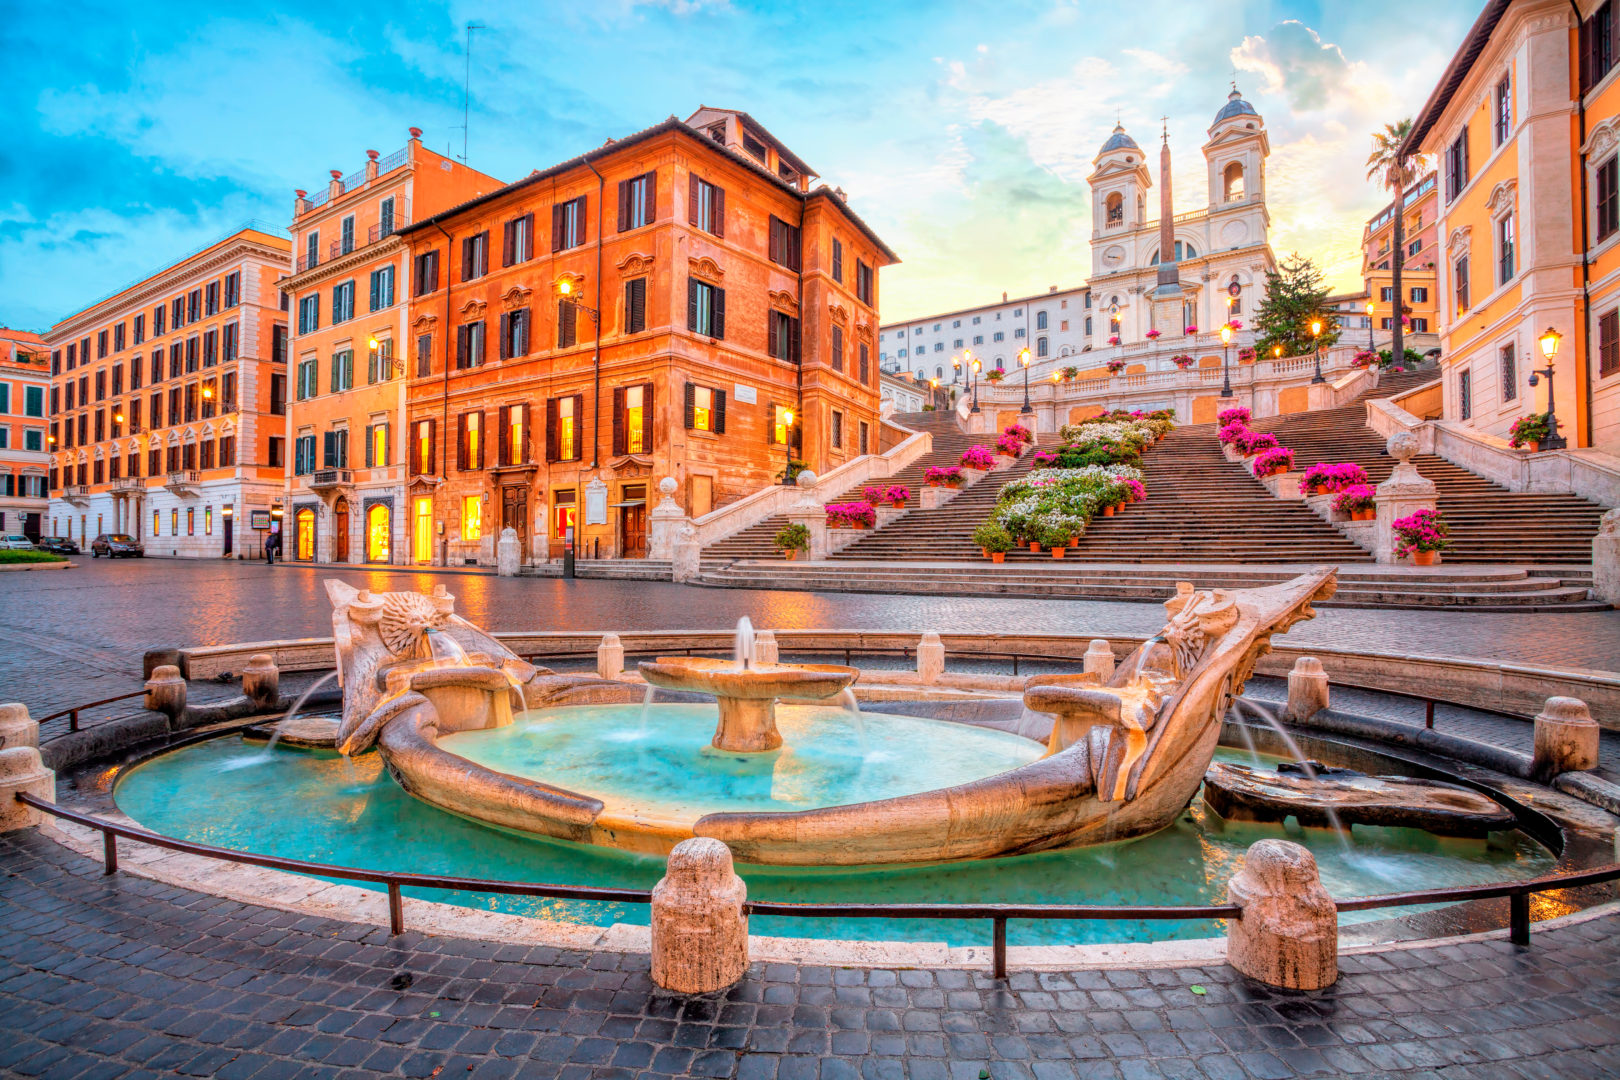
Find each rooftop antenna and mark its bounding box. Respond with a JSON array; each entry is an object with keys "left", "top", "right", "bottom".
[{"left": 459, "top": 22, "right": 488, "bottom": 162}]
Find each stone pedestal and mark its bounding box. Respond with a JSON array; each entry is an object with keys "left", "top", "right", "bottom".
[
  {"left": 648, "top": 477, "right": 688, "bottom": 560},
  {"left": 144, "top": 665, "right": 186, "bottom": 720},
  {"left": 1082, "top": 640, "right": 1116, "bottom": 682},
  {"left": 672, "top": 539, "right": 702, "bottom": 583},
  {"left": 1283, "top": 657, "right": 1329, "bottom": 722},
  {"left": 1532, "top": 696, "right": 1599, "bottom": 782},
  {"left": 0, "top": 746, "right": 54, "bottom": 832},
  {"left": 497, "top": 527, "right": 521, "bottom": 577},
  {"left": 1260, "top": 470, "right": 1305, "bottom": 501},
  {"left": 1594, "top": 509, "right": 1620, "bottom": 605},
  {"left": 920, "top": 486, "right": 960, "bottom": 511},
  {"left": 0, "top": 703, "right": 38, "bottom": 752},
  {"left": 242, "top": 655, "right": 280, "bottom": 710},
  {"left": 752, "top": 631, "right": 779, "bottom": 666},
  {"left": 916, "top": 633, "right": 945, "bottom": 683},
  {"left": 1372, "top": 433, "right": 1438, "bottom": 564},
  {"left": 1226, "top": 839, "right": 1338, "bottom": 990},
  {"left": 597, "top": 634, "right": 624, "bottom": 680},
  {"left": 785, "top": 470, "right": 829, "bottom": 562},
  {"left": 651, "top": 838, "right": 749, "bottom": 994}
]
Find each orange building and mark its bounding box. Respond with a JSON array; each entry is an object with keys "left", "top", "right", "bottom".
[
  {"left": 1362, "top": 170, "right": 1440, "bottom": 344},
  {"left": 46, "top": 226, "right": 292, "bottom": 555},
  {"left": 279, "top": 130, "right": 499, "bottom": 564},
  {"left": 399, "top": 108, "right": 897, "bottom": 566},
  {"left": 1407, "top": 0, "right": 1620, "bottom": 452},
  {"left": 0, "top": 328, "right": 51, "bottom": 540}
]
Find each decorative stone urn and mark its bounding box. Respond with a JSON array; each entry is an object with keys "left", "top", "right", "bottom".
[{"left": 1372, "top": 433, "right": 1437, "bottom": 564}]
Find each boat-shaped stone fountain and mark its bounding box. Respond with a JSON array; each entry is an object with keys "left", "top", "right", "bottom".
[{"left": 324, "top": 568, "right": 1338, "bottom": 865}]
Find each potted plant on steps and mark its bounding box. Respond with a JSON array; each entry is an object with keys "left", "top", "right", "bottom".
[
  {"left": 1251, "top": 446, "right": 1295, "bottom": 478},
  {"left": 1393, "top": 508, "right": 1450, "bottom": 566},
  {"left": 884, "top": 484, "right": 910, "bottom": 508},
  {"left": 1333, "top": 484, "right": 1377, "bottom": 522},
  {"left": 961, "top": 445, "right": 995, "bottom": 471},
  {"left": 1509, "top": 412, "right": 1550, "bottom": 453},
  {"left": 774, "top": 523, "right": 810, "bottom": 560},
  {"left": 973, "top": 522, "right": 1013, "bottom": 563}
]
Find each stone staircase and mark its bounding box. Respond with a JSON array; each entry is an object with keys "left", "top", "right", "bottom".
[
  {"left": 702, "top": 411, "right": 993, "bottom": 561},
  {"left": 1250, "top": 367, "right": 1610, "bottom": 564}
]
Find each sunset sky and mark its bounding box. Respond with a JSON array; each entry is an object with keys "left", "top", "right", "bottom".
[{"left": 1, "top": 0, "right": 1482, "bottom": 332}]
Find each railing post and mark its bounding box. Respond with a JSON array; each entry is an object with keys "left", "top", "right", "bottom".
[
  {"left": 102, "top": 829, "right": 117, "bottom": 875},
  {"left": 1510, "top": 891, "right": 1530, "bottom": 947},
  {"left": 992, "top": 916, "right": 1008, "bottom": 979},
  {"left": 70, "top": 709, "right": 80, "bottom": 733},
  {"left": 387, "top": 881, "right": 404, "bottom": 935},
  {"left": 1425, "top": 699, "right": 1435, "bottom": 729}
]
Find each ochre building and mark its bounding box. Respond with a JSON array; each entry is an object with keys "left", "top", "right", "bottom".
[
  {"left": 0, "top": 328, "right": 51, "bottom": 540},
  {"left": 399, "top": 107, "right": 897, "bottom": 566}
]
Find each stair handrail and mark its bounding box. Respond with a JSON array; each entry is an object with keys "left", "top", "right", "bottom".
[
  {"left": 1366, "top": 388, "right": 1620, "bottom": 507},
  {"left": 690, "top": 423, "right": 934, "bottom": 548}
]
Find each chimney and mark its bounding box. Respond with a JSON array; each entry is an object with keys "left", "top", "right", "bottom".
[
  {"left": 1002, "top": 291, "right": 1008, "bottom": 303},
  {"left": 328, "top": 169, "right": 343, "bottom": 202},
  {"left": 408, "top": 127, "right": 422, "bottom": 166},
  {"left": 294, "top": 189, "right": 308, "bottom": 217},
  {"left": 365, "top": 149, "right": 379, "bottom": 182},
  {"left": 1049, "top": 285, "right": 1057, "bottom": 293}
]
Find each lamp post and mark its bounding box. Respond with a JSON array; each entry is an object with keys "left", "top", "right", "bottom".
[
  {"left": 1365, "top": 300, "right": 1376, "bottom": 352},
  {"left": 1528, "top": 326, "right": 1567, "bottom": 450},
  {"left": 780, "top": 408, "right": 796, "bottom": 484},
  {"left": 970, "top": 357, "right": 982, "bottom": 413},
  {"left": 555, "top": 277, "right": 600, "bottom": 328},
  {"left": 1018, "top": 347, "right": 1033, "bottom": 414},
  {"left": 1310, "top": 318, "right": 1325, "bottom": 384},
  {"left": 1219, "top": 323, "right": 1233, "bottom": 398}
]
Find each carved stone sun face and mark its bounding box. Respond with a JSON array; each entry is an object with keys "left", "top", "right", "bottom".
[{"left": 378, "top": 592, "right": 446, "bottom": 657}]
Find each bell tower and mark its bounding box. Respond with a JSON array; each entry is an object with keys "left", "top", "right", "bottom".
[{"left": 1203, "top": 85, "right": 1269, "bottom": 211}]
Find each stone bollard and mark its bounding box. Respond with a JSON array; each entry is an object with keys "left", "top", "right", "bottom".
[
  {"left": 1531, "top": 696, "right": 1599, "bottom": 783},
  {"left": 496, "top": 527, "right": 521, "bottom": 577},
  {"left": 242, "top": 654, "right": 280, "bottom": 710},
  {"left": 0, "top": 703, "right": 38, "bottom": 752},
  {"left": 1082, "top": 640, "right": 1115, "bottom": 682},
  {"left": 650, "top": 837, "right": 749, "bottom": 993},
  {"left": 752, "top": 630, "right": 779, "bottom": 666},
  {"left": 1226, "top": 839, "right": 1338, "bottom": 991},
  {"left": 0, "top": 746, "right": 55, "bottom": 832},
  {"left": 143, "top": 647, "right": 182, "bottom": 680},
  {"left": 1283, "top": 657, "right": 1330, "bottom": 722},
  {"left": 144, "top": 664, "right": 187, "bottom": 721},
  {"left": 597, "top": 634, "right": 625, "bottom": 680},
  {"left": 916, "top": 632, "right": 945, "bottom": 684}
]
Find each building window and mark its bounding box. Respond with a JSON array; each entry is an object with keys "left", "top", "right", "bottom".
[
  {"left": 458, "top": 411, "right": 484, "bottom": 471},
  {"left": 624, "top": 278, "right": 647, "bottom": 334},
  {"left": 1444, "top": 127, "right": 1469, "bottom": 203},
  {"left": 270, "top": 372, "right": 286, "bottom": 415},
  {"left": 859, "top": 343, "right": 870, "bottom": 383},
  {"left": 367, "top": 338, "right": 394, "bottom": 384},
  {"left": 329, "top": 349, "right": 353, "bottom": 393},
  {"left": 549, "top": 395, "right": 582, "bottom": 461},
  {"left": 683, "top": 383, "right": 726, "bottom": 433},
  {"left": 1454, "top": 254, "right": 1470, "bottom": 316},
  {"left": 557, "top": 300, "right": 578, "bottom": 348},
  {"left": 461, "top": 495, "right": 482, "bottom": 542},
  {"left": 204, "top": 282, "right": 219, "bottom": 317},
  {"left": 1500, "top": 344, "right": 1517, "bottom": 401},
  {"left": 1408, "top": 238, "right": 1422, "bottom": 257},
  {"left": 1582, "top": 3, "right": 1615, "bottom": 91},
  {"left": 768, "top": 216, "right": 802, "bottom": 270},
  {"left": 188, "top": 289, "right": 200, "bottom": 322},
  {"left": 499, "top": 308, "right": 531, "bottom": 360},
  {"left": 294, "top": 433, "right": 316, "bottom": 474},
  {"left": 1601, "top": 307, "right": 1620, "bottom": 376},
  {"left": 831, "top": 324, "right": 844, "bottom": 372},
  {"left": 768, "top": 311, "right": 800, "bottom": 362},
  {"left": 499, "top": 404, "right": 527, "bottom": 465},
  {"left": 619, "top": 172, "right": 655, "bottom": 231},
  {"left": 1411, "top": 317, "right": 1429, "bottom": 332},
  {"left": 224, "top": 271, "right": 240, "bottom": 308},
  {"left": 461, "top": 231, "right": 489, "bottom": 281},
  {"left": 298, "top": 294, "right": 319, "bottom": 333},
  {"left": 690, "top": 177, "right": 724, "bottom": 236},
  {"left": 1458, "top": 368, "right": 1472, "bottom": 420},
  {"left": 1411, "top": 286, "right": 1429, "bottom": 303},
  {"left": 831, "top": 409, "right": 843, "bottom": 450},
  {"left": 973, "top": 335, "right": 984, "bottom": 345},
  {"left": 379, "top": 197, "right": 396, "bottom": 237},
  {"left": 1380, "top": 286, "right": 1394, "bottom": 302},
  {"left": 615, "top": 383, "right": 651, "bottom": 455},
  {"left": 856, "top": 260, "right": 873, "bottom": 305},
  {"left": 503, "top": 213, "right": 535, "bottom": 265},
  {"left": 413, "top": 250, "right": 440, "bottom": 296},
  {"left": 331, "top": 280, "right": 355, "bottom": 324},
  {"left": 553, "top": 195, "right": 586, "bottom": 251},
  {"left": 413, "top": 419, "right": 435, "bottom": 475},
  {"left": 1035, "top": 310, "right": 1048, "bottom": 330},
  {"left": 552, "top": 490, "right": 576, "bottom": 539},
  {"left": 369, "top": 266, "right": 395, "bottom": 311},
  {"left": 688, "top": 280, "right": 725, "bottom": 338},
  {"left": 992, "top": 331, "right": 1004, "bottom": 343},
  {"left": 297, "top": 357, "right": 318, "bottom": 400},
  {"left": 1495, "top": 214, "right": 1515, "bottom": 284},
  {"left": 831, "top": 238, "right": 842, "bottom": 282},
  {"left": 1084, "top": 316, "right": 1093, "bottom": 335},
  {"left": 340, "top": 215, "right": 355, "bottom": 255},
  {"left": 1599, "top": 157, "right": 1619, "bottom": 242},
  {"left": 456, "top": 321, "right": 486, "bottom": 369},
  {"left": 416, "top": 334, "right": 433, "bottom": 378},
  {"left": 1037, "top": 336, "right": 1049, "bottom": 357}
]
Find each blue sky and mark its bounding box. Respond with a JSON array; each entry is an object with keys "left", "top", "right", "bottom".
[{"left": 1, "top": 0, "right": 1481, "bottom": 333}]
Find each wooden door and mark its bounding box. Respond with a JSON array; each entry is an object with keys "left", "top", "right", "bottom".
[
  {"left": 501, "top": 486, "right": 528, "bottom": 556},
  {"left": 334, "top": 498, "right": 350, "bottom": 562},
  {"left": 620, "top": 502, "right": 646, "bottom": 558}
]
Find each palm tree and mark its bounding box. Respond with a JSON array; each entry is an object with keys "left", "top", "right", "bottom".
[{"left": 1366, "top": 120, "right": 1427, "bottom": 368}]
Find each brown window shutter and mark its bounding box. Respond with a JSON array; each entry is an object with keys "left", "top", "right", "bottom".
[
  {"left": 714, "top": 388, "right": 726, "bottom": 434},
  {"left": 688, "top": 175, "right": 699, "bottom": 224},
  {"left": 545, "top": 398, "right": 559, "bottom": 461},
  {"left": 428, "top": 419, "right": 437, "bottom": 476},
  {"left": 618, "top": 178, "right": 631, "bottom": 233},
  {"left": 790, "top": 316, "right": 801, "bottom": 363},
  {"left": 456, "top": 413, "right": 467, "bottom": 471},
  {"left": 551, "top": 204, "right": 564, "bottom": 252},
  {"left": 768, "top": 216, "right": 780, "bottom": 263},
  {"left": 476, "top": 409, "right": 486, "bottom": 469},
  {"left": 766, "top": 401, "right": 776, "bottom": 443},
  {"left": 643, "top": 171, "right": 655, "bottom": 224},
  {"left": 502, "top": 220, "right": 514, "bottom": 267},
  {"left": 713, "top": 287, "right": 725, "bottom": 339},
  {"left": 575, "top": 195, "right": 587, "bottom": 244},
  {"left": 497, "top": 314, "right": 509, "bottom": 361},
  {"left": 572, "top": 394, "right": 584, "bottom": 459},
  {"left": 767, "top": 312, "right": 779, "bottom": 358},
  {"left": 714, "top": 186, "right": 725, "bottom": 238},
  {"left": 684, "top": 381, "right": 695, "bottom": 429},
  {"left": 641, "top": 381, "right": 654, "bottom": 452},
  {"left": 612, "top": 386, "right": 625, "bottom": 456},
  {"left": 498, "top": 405, "right": 510, "bottom": 465},
  {"left": 520, "top": 404, "right": 531, "bottom": 464}
]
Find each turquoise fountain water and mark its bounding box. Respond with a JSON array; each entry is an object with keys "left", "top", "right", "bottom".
[{"left": 114, "top": 732, "right": 1557, "bottom": 947}]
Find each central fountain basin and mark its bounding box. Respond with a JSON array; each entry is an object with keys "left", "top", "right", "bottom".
[{"left": 636, "top": 657, "right": 859, "bottom": 752}]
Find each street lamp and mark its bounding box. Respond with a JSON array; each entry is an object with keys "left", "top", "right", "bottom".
[
  {"left": 1018, "top": 347, "right": 1033, "bottom": 414},
  {"left": 1528, "top": 326, "right": 1567, "bottom": 450},
  {"left": 1365, "top": 300, "right": 1376, "bottom": 352},
  {"left": 780, "top": 408, "right": 796, "bottom": 484},
  {"left": 970, "top": 357, "right": 982, "bottom": 413},
  {"left": 1310, "top": 318, "right": 1325, "bottom": 384},
  {"left": 1219, "top": 323, "right": 1234, "bottom": 398},
  {"left": 555, "top": 277, "right": 600, "bottom": 325}
]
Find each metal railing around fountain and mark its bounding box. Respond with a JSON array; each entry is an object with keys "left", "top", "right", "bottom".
[
  {"left": 36, "top": 690, "right": 149, "bottom": 733},
  {"left": 17, "top": 792, "right": 1620, "bottom": 979}
]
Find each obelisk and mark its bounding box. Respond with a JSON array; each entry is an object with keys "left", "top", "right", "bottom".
[{"left": 1151, "top": 123, "right": 1184, "bottom": 336}]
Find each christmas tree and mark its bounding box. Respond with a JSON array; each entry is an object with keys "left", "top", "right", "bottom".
[{"left": 1254, "top": 255, "right": 1341, "bottom": 358}]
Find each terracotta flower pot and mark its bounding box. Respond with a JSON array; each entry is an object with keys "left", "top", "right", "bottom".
[
  {"left": 1412, "top": 550, "right": 1438, "bottom": 566},
  {"left": 946, "top": 481, "right": 962, "bottom": 489},
  {"left": 927, "top": 480, "right": 941, "bottom": 487},
  {"left": 1102, "top": 505, "right": 1115, "bottom": 517},
  {"left": 991, "top": 551, "right": 1005, "bottom": 563},
  {"left": 1051, "top": 546, "right": 1066, "bottom": 558},
  {"left": 1069, "top": 535, "right": 1080, "bottom": 547},
  {"left": 784, "top": 549, "right": 798, "bottom": 560},
  {"left": 1351, "top": 508, "right": 1374, "bottom": 522},
  {"left": 1029, "top": 541, "right": 1042, "bottom": 553},
  {"left": 891, "top": 500, "right": 905, "bottom": 508},
  {"left": 981, "top": 547, "right": 989, "bottom": 558},
  {"left": 1523, "top": 440, "right": 1540, "bottom": 453}
]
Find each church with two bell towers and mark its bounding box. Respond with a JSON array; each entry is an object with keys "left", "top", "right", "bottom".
[{"left": 1083, "top": 87, "right": 1278, "bottom": 355}]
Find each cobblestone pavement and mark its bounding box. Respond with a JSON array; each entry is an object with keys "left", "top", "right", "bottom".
[
  {"left": 3, "top": 829, "right": 1619, "bottom": 1080},
  {"left": 4, "top": 558, "right": 1619, "bottom": 722}
]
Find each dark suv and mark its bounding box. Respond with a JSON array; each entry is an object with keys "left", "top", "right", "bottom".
[
  {"left": 35, "top": 536, "right": 80, "bottom": 554},
  {"left": 90, "top": 534, "right": 145, "bottom": 558}
]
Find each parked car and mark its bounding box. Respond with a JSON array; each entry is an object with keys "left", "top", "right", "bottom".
[
  {"left": 1, "top": 534, "right": 35, "bottom": 550},
  {"left": 90, "top": 533, "right": 145, "bottom": 558},
  {"left": 34, "top": 536, "right": 79, "bottom": 554}
]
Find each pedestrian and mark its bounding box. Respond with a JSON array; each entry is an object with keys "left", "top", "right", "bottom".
[{"left": 264, "top": 530, "right": 279, "bottom": 564}]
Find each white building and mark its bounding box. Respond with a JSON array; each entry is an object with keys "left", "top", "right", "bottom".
[
  {"left": 879, "top": 285, "right": 1095, "bottom": 386},
  {"left": 879, "top": 369, "right": 931, "bottom": 415}
]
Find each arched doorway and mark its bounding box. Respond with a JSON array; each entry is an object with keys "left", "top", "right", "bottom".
[
  {"left": 366, "top": 503, "right": 391, "bottom": 563},
  {"left": 294, "top": 508, "right": 315, "bottom": 561},
  {"left": 333, "top": 497, "right": 350, "bottom": 563}
]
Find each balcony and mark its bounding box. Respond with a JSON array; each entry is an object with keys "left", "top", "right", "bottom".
[
  {"left": 309, "top": 468, "right": 353, "bottom": 491},
  {"left": 165, "top": 470, "right": 202, "bottom": 496},
  {"left": 109, "top": 477, "right": 144, "bottom": 495},
  {"left": 296, "top": 252, "right": 318, "bottom": 273},
  {"left": 63, "top": 485, "right": 91, "bottom": 506}
]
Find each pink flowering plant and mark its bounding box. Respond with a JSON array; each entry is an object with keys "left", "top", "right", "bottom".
[
  {"left": 961, "top": 444, "right": 996, "bottom": 470},
  {"left": 1108, "top": 335, "right": 1121, "bottom": 346},
  {"left": 924, "top": 465, "right": 964, "bottom": 486},
  {"left": 1225, "top": 319, "right": 1243, "bottom": 331},
  {"left": 1033, "top": 450, "right": 1059, "bottom": 466},
  {"left": 985, "top": 367, "right": 1007, "bottom": 382},
  {"left": 1184, "top": 325, "right": 1198, "bottom": 335},
  {"left": 1233, "top": 429, "right": 1279, "bottom": 456},
  {"left": 825, "top": 501, "right": 877, "bottom": 528},
  {"left": 1217, "top": 421, "right": 1250, "bottom": 446},
  {"left": 995, "top": 432, "right": 1025, "bottom": 456},
  {"left": 884, "top": 485, "right": 911, "bottom": 503},
  {"left": 1145, "top": 328, "right": 1162, "bottom": 339},
  {"left": 1106, "top": 359, "right": 1127, "bottom": 374},
  {"left": 1508, "top": 413, "right": 1550, "bottom": 449},
  {"left": 1124, "top": 478, "right": 1147, "bottom": 502},
  {"left": 862, "top": 486, "right": 884, "bottom": 503},
  {"left": 1003, "top": 423, "right": 1034, "bottom": 444},
  {"left": 1332, "top": 484, "right": 1377, "bottom": 515},
  {"left": 1171, "top": 354, "right": 1194, "bottom": 369},
  {"left": 1300, "top": 462, "right": 1369, "bottom": 493},
  {"left": 1351, "top": 350, "right": 1379, "bottom": 369},
  {"left": 1217, "top": 406, "right": 1251, "bottom": 426},
  {"left": 1392, "top": 508, "right": 1450, "bottom": 556},
  {"left": 1251, "top": 447, "right": 1295, "bottom": 477}
]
